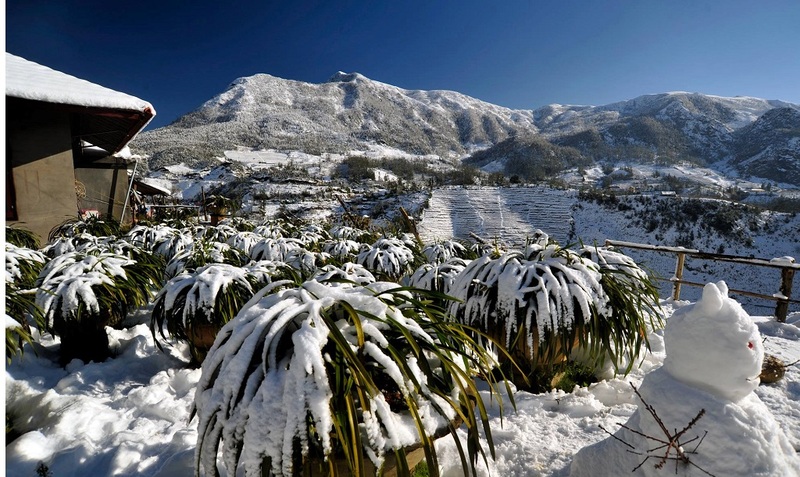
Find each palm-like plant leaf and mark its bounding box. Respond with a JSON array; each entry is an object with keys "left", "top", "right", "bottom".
[
  {"left": 193, "top": 280, "right": 508, "bottom": 477},
  {"left": 151, "top": 263, "right": 266, "bottom": 364},
  {"left": 356, "top": 238, "right": 418, "bottom": 281},
  {"left": 35, "top": 250, "right": 162, "bottom": 363},
  {"left": 447, "top": 241, "right": 661, "bottom": 389}
]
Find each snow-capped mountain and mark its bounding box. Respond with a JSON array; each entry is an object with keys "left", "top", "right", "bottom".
[
  {"left": 132, "top": 71, "right": 537, "bottom": 169},
  {"left": 130, "top": 73, "right": 800, "bottom": 185}
]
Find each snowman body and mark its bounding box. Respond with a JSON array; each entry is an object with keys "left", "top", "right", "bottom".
[{"left": 570, "top": 282, "right": 800, "bottom": 477}]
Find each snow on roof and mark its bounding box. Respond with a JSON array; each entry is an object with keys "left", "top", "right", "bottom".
[{"left": 5, "top": 53, "right": 155, "bottom": 115}]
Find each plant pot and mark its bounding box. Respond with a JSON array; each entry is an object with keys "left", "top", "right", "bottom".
[
  {"left": 186, "top": 322, "right": 221, "bottom": 365},
  {"left": 209, "top": 206, "right": 229, "bottom": 225}
]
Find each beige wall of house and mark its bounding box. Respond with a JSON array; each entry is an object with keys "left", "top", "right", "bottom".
[{"left": 7, "top": 100, "right": 79, "bottom": 243}]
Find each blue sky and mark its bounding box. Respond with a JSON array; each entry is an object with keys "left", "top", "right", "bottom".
[{"left": 6, "top": 1, "right": 800, "bottom": 130}]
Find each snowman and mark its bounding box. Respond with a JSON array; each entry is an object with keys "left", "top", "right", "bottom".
[{"left": 570, "top": 281, "right": 800, "bottom": 477}]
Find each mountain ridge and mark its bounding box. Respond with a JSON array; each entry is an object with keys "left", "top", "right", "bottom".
[{"left": 130, "top": 71, "right": 800, "bottom": 186}]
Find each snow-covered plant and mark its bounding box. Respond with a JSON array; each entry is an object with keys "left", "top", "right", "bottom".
[
  {"left": 421, "top": 240, "right": 469, "bottom": 265},
  {"left": 253, "top": 220, "right": 292, "bottom": 239},
  {"left": 322, "top": 238, "right": 363, "bottom": 262},
  {"left": 165, "top": 240, "right": 249, "bottom": 279},
  {"left": 6, "top": 226, "right": 40, "bottom": 249},
  {"left": 193, "top": 280, "right": 510, "bottom": 477},
  {"left": 126, "top": 224, "right": 181, "bottom": 250},
  {"left": 47, "top": 215, "right": 120, "bottom": 242},
  {"left": 6, "top": 244, "right": 49, "bottom": 331},
  {"left": 356, "top": 237, "right": 418, "bottom": 281},
  {"left": 42, "top": 233, "right": 103, "bottom": 258},
  {"left": 153, "top": 228, "right": 195, "bottom": 261},
  {"left": 281, "top": 248, "right": 321, "bottom": 277},
  {"left": 193, "top": 224, "right": 239, "bottom": 243},
  {"left": 6, "top": 315, "right": 33, "bottom": 363},
  {"left": 6, "top": 244, "right": 47, "bottom": 289},
  {"left": 311, "top": 263, "right": 376, "bottom": 286},
  {"left": 152, "top": 263, "right": 277, "bottom": 364},
  {"left": 35, "top": 250, "right": 162, "bottom": 363},
  {"left": 218, "top": 216, "right": 256, "bottom": 232},
  {"left": 226, "top": 231, "right": 263, "bottom": 256},
  {"left": 406, "top": 257, "right": 469, "bottom": 296},
  {"left": 329, "top": 224, "right": 376, "bottom": 243},
  {"left": 292, "top": 223, "right": 330, "bottom": 249},
  {"left": 249, "top": 237, "right": 304, "bottom": 262},
  {"left": 447, "top": 242, "right": 661, "bottom": 389}
]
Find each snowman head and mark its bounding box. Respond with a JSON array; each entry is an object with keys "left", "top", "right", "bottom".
[{"left": 663, "top": 281, "right": 764, "bottom": 402}]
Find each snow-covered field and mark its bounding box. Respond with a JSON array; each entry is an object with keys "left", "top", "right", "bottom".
[{"left": 6, "top": 299, "right": 799, "bottom": 476}]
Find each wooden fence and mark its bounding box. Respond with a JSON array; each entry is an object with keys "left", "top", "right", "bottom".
[{"left": 605, "top": 239, "right": 799, "bottom": 322}]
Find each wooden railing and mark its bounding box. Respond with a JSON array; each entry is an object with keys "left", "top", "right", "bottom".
[{"left": 605, "top": 239, "right": 799, "bottom": 322}]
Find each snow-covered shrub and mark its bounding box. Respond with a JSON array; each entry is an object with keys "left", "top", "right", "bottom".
[
  {"left": 356, "top": 237, "right": 418, "bottom": 281},
  {"left": 151, "top": 263, "right": 282, "bottom": 365},
  {"left": 253, "top": 220, "right": 292, "bottom": 239},
  {"left": 5, "top": 226, "right": 40, "bottom": 249},
  {"left": 192, "top": 224, "right": 239, "bottom": 243},
  {"left": 42, "top": 233, "right": 103, "bottom": 258},
  {"left": 248, "top": 237, "right": 304, "bottom": 262},
  {"left": 421, "top": 240, "right": 469, "bottom": 264},
  {"left": 226, "top": 231, "right": 263, "bottom": 256},
  {"left": 126, "top": 224, "right": 182, "bottom": 250},
  {"left": 447, "top": 242, "right": 661, "bottom": 390},
  {"left": 6, "top": 244, "right": 48, "bottom": 332},
  {"left": 194, "top": 280, "right": 508, "bottom": 477},
  {"left": 292, "top": 223, "right": 330, "bottom": 249},
  {"left": 311, "top": 263, "right": 376, "bottom": 286},
  {"left": 322, "top": 238, "right": 362, "bottom": 262},
  {"left": 165, "top": 240, "right": 248, "bottom": 279},
  {"left": 329, "top": 224, "right": 376, "bottom": 243},
  {"left": 47, "top": 215, "right": 120, "bottom": 242},
  {"left": 405, "top": 257, "right": 469, "bottom": 296},
  {"left": 151, "top": 228, "right": 195, "bottom": 261},
  {"left": 35, "top": 250, "right": 162, "bottom": 363},
  {"left": 6, "top": 315, "right": 33, "bottom": 363}
]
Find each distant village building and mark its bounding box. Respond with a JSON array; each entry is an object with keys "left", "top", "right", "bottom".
[{"left": 5, "top": 53, "right": 155, "bottom": 241}]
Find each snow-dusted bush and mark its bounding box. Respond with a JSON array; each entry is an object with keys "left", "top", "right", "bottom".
[
  {"left": 405, "top": 257, "right": 469, "bottom": 296},
  {"left": 194, "top": 280, "right": 508, "bottom": 477},
  {"left": 192, "top": 224, "right": 239, "bottom": 243},
  {"left": 35, "top": 250, "right": 162, "bottom": 363},
  {"left": 447, "top": 241, "right": 661, "bottom": 389},
  {"left": 151, "top": 228, "right": 195, "bottom": 261},
  {"left": 329, "top": 224, "right": 376, "bottom": 243},
  {"left": 226, "top": 231, "right": 264, "bottom": 256},
  {"left": 6, "top": 315, "right": 33, "bottom": 363},
  {"left": 421, "top": 240, "right": 469, "bottom": 264},
  {"left": 249, "top": 237, "right": 304, "bottom": 262},
  {"left": 165, "top": 240, "right": 248, "bottom": 279},
  {"left": 322, "top": 238, "right": 362, "bottom": 261},
  {"left": 356, "top": 237, "right": 418, "bottom": 280},
  {"left": 47, "top": 215, "right": 120, "bottom": 242},
  {"left": 311, "top": 263, "right": 376, "bottom": 286},
  {"left": 152, "top": 263, "right": 280, "bottom": 365},
  {"left": 293, "top": 223, "right": 330, "bottom": 249},
  {"left": 6, "top": 244, "right": 48, "bottom": 332},
  {"left": 42, "top": 233, "right": 104, "bottom": 258},
  {"left": 6, "top": 226, "right": 40, "bottom": 249}
]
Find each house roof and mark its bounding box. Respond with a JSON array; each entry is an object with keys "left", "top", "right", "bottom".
[{"left": 5, "top": 53, "right": 156, "bottom": 155}]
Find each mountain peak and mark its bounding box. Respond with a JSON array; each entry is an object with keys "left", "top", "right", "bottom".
[{"left": 328, "top": 71, "right": 368, "bottom": 83}]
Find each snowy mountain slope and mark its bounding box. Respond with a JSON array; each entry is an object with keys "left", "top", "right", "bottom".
[
  {"left": 130, "top": 72, "right": 799, "bottom": 185},
  {"left": 133, "top": 71, "right": 538, "bottom": 170}
]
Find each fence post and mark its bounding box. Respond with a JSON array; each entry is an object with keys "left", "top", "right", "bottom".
[
  {"left": 775, "top": 267, "right": 795, "bottom": 323},
  {"left": 672, "top": 252, "right": 686, "bottom": 301}
]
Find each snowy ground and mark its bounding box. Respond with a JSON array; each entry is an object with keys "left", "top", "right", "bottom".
[{"left": 6, "top": 301, "right": 799, "bottom": 476}]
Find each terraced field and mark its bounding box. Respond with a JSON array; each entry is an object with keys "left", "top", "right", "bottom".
[{"left": 418, "top": 186, "right": 576, "bottom": 246}]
